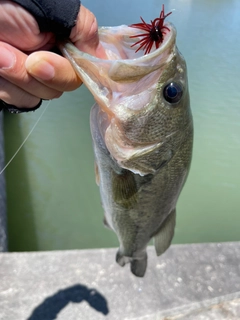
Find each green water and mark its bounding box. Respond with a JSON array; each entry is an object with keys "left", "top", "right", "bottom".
[{"left": 4, "top": 0, "right": 240, "bottom": 251}]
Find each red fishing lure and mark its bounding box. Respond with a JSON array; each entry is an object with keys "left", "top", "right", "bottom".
[{"left": 129, "top": 4, "right": 172, "bottom": 55}]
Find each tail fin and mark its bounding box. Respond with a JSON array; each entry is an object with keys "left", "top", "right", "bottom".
[
  {"left": 130, "top": 258, "right": 147, "bottom": 277},
  {"left": 116, "top": 250, "right": 147, "bottom": 277}
]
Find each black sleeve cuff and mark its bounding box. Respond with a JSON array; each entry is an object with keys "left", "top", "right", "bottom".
[{"left": 11, "top": 0, "right": 81, "bottom": 37}]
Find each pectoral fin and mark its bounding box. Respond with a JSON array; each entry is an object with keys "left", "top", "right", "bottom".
[
  {"left": 154, "top": 208, "right": 176, "bottom": 256},
  {"left": 112, "top": 169, "right": 138, "bottom": 209}
]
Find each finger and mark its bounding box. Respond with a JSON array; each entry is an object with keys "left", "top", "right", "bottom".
[
  {"left": 70, "top": 6, "right": 107, "bottom": 59},
  {"left": 0, "top": 42, "right": 62, "bottom": 100},
  {"left": 0, "top": 77, "right": 42, "bottom": 108},
  {"left": 25, "top": 51, "right": 82, "bottom": 91},
  {"left": 0, "top": 1, "right": 54, "bottom": 50}
]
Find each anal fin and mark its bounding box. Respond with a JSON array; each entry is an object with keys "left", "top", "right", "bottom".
[{"left": 154, "top": 208, "right": 176, "bottom": 256}]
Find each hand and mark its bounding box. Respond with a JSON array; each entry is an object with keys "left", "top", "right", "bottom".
[{"left": 0, "top": 1, "right": 106, "bottom": 109}]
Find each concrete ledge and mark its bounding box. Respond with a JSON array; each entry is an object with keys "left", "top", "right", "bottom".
[{"left": 0, "top": 243, "right": 240, "bottom": 319}]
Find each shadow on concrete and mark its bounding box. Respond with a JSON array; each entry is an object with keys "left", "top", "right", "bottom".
[
  {"left": 27, "top": 284, "right": 109, "bottom": 319},
  {"left": 3, "top": 112, "right": 38, "bottom": 251}
]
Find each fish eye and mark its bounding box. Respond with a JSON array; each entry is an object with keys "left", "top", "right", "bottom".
[{"left": 163, "top": 82, "right": 183, "bottom": 104}]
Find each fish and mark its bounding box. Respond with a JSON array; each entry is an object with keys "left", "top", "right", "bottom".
[{"left": 61, "top": 10, "right": 193, "bottom": 277}]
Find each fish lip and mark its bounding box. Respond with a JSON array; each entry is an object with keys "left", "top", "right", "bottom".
[
  {"left": 122, "top": 22, "right": 177, "bottom": 63},
  {"left": 100, "top": 22, "right": 176, "bottom": 62},
  {"left": 62, "top": 22, "right": 176, "bottom": 64}
]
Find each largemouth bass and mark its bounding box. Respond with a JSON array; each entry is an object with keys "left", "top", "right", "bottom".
[{"left": 62, "top": 11, "right": 193, "bottom": 277}]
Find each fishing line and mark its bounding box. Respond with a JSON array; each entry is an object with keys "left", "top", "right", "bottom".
[{"left": 0, "top": 100, "right": 50, "bottom": 175}]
